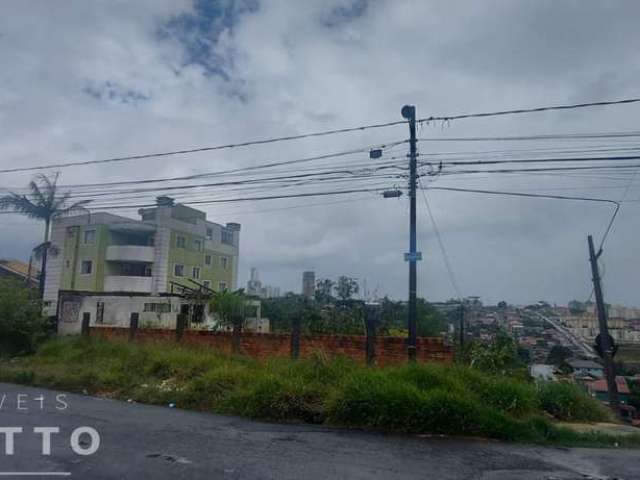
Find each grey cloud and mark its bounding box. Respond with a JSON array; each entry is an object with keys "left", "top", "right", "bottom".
[{"left": 1, "top": 0, "right": 639, "bottom": 306}]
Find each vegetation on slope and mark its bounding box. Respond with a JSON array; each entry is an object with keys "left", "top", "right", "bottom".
[{"left": 1, "top": 336, "right": 637, "bottom": 447}]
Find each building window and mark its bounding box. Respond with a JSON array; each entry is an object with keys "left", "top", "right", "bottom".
[
  {"left": 143, "top": 303, "right": 171, "bottom": 313},
  {"left": 66, "top": 227, "right": 76, "bottom": 238},
  {"left": 205, "top": 254, "right": 212, "bottom": 266},
  {"left": 80, "top": 260, "right": 93, "bottom": 275},
  {"left": 65, "top": 260, "right": 70, "bottom": 268},
  {"left": 83, "top": 229, "right": 96, "bottom": 244},
  {"left": 193, "top": 239, "right": 202, "bottom": 252},
  {"left": 221, "top": 256, "right": 228, "bottom": 270},
  {"left": 203, "top": 280, "right": 211, "bottom": 289},
  {"left": 192, "top": 267, "right": 200, "bottom": 279},
  {"left": 148, "top": 236, "right": 155, "bottom": 247},
  {"left": 219, "top": 281, "right": 227, "bottom": 291},
  {"left": 176, "top": 235, "right": 186, "bottom": 248},
  {"left": 221, "top": 228, "right": 234, "bottom": 245},
  {"left": 174, "top": 264, "right": 184, "bottom": 277},
  {"left": 206, "top": 227, "right": 213, "bottom": 240}
]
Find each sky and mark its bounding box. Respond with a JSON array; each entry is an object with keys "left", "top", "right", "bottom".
[{"left": 1, "top": 0, "right": 640, "bottom": 306}]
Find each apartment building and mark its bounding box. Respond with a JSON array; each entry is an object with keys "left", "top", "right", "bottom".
[
  {"left": 43, "top": 197, "right": 240, "bottom": 329},
  {"left": 561, "top": 311, "right": 640, "bottom": 344}
]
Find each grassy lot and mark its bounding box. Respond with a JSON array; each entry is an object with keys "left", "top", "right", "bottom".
[{"left": 1, "top": 336, "right": 638, "bottom": 447}]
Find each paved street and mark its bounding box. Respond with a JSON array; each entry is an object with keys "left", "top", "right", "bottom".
[{"left": 0, "top": 382, "right": 637, "bottom": 479}]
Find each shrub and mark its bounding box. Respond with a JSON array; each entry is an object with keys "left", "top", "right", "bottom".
[
  {"left": 479, "top": 378, "right": 538, "bottom": 416},
  {"left": 224, "top": 375, "right": 326, "bottom": 423},
  {"left": 537, "top": 382, "right": 609, "bottom": 422},
  {"left": 2, "top": 336, "right": 629, "bottom": 447},
  {"left": 327, "top": 370, "right": 426, "bottom": 431},
  {"left": 0, "top": 278, "right": 46, "bottom": 355}
]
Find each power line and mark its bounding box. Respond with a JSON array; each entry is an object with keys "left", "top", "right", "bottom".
[
  {"left": 429, "top": 162, "right": 640, "bottom": 177},
  {"left": 417, "top": 131, "right": 640, "bottom": 142},
  {"left": 0, "top": 123, "right": 408, "bottom": 174},
  {"left": 84, "top": 186, "right": 389, "bottom": 211},
  {"left": 47, "top": 165, "right": 406, "bottom": 200},
  {"left": 423, "top": 185, "right": 620, "bottom": 206},
  {"left": 424, "top": 154, "right": 640, "bottom": 168},
  {"left": 418, "top": 98, "right": 640, "bottom": 124},
  {"left": 417, "top": 178, "right": 462, "bottom": 298},
  {"left": 423, "top": 185, "right": 621, "bottom": 251}
]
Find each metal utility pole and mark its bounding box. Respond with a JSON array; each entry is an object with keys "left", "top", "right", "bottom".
[
  {"left": 402, "top": 105, "right": 420, "bottom": 361},
  {"left": 587, "top": 234, "right": 620, "bottom": 412}
]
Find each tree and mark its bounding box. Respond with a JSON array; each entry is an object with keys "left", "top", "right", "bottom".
[
  {"left": 209, "top": 289, "right": 247, "bottom": 354},
  {"left": 568, "top": 300, "right": 587, "bottom": 315},
  {"left": 378, "top": 296, "right": 444, "bottom": 337},
  {"left": 315, "top": 278, "right": 335, "bottom": 304},
  {"left": 546, "top": 345, "right": 573, "bottom": 366},
  {"left": 0, "top": 174, "right": 90, "bottom": 297},
  {"left": 0, "top": 278, "right": 46, "bottom": 355},
  {"left": 334, "top": 276, "right": 359, "bottom": 301},
  {"left": 466, "top": 330, "right": 525, "bottom": 376}
]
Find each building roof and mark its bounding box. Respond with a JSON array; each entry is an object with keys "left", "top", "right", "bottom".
[
  {"left": 0, "top": 259, "right": 39, "bottom": 279},
  {"left": 588, "top": 376, "right": 630, "bottom": 395},
  {"left": 567, "top": 359, "right": 603, "bottom": 370}
]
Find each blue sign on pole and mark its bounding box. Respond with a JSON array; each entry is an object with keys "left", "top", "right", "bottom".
[{"left": 404, "top": 252, "right": 422, "bottom": 262}]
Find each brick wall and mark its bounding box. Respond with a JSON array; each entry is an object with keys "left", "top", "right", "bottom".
[{"left": 89, "top": 327, "right": 453, "bottom": 366}]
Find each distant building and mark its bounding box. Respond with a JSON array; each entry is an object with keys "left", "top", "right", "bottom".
[
  {"left": 530, "top": 364, "right": 556, "bottom": 382},
  {"left": 0, "top": 259, "right": 39, "bottom": 288},
  {"left": 559, "top": 304, "right": 640, "bottom": 344},
  {"left": 246, "top": 267, "right": 280, "bottom": 299},
  {"left": 246, "top": 268, "right": 262, "bottom": 296},
  {"left": 587, "top": 376, "right": 630, "bottom": 405},
  {"left": 302, "top": 271, "right": 315, "bottom": 299},
  {"left": 567, "top": 359, "right": 604, "bottom": 379}
]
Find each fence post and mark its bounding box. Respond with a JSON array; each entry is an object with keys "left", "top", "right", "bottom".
[
  {"left": 129, "top": 313, "right": 139, "bottom": 342},
  {"left": 81, "top": 312, "right": 91, "bottom": 337},
  {"left": 176, "top": 313, "right": 186, "bottom": 342},
  {"left": 365, "top": 303, "right": 379, "bottom": 366},
  {"left": 290, "top": 317, "right": 301, "bottom": 360}
]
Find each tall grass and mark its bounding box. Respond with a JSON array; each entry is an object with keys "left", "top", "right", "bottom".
[{"left": 0, "top": 336, "right": 634, "bottom": 447}]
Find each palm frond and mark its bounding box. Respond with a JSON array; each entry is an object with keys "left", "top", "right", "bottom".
[
  {"left": 28, "top": 178, "right": 48, "bottom": 209},
  {"left": 0, "top": 193, "right": 43, "bottom": 218}
]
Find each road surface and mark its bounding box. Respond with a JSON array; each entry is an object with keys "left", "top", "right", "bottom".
[{"left": 0, "top": 383, "right": 637, "bottom": 479}]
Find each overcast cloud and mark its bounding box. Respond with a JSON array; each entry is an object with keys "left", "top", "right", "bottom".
[{"left": 1, "top": 0, "right": 639, "bottom": 306}]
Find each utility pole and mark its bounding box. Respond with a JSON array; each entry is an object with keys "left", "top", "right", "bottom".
[
  {"left": 587, "top": 234, "right": 620, "bottom": 412},
  {"left": 402, "top": 105, "right": 420, "bottom": 361}
]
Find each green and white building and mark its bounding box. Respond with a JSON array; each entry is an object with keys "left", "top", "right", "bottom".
[{"left": 43, "top": 196, "right": 240, "bottom": 330}]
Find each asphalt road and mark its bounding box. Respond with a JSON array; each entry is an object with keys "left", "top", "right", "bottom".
[{"left": 0, "top": 383, "right": 637, "bottom": 480}]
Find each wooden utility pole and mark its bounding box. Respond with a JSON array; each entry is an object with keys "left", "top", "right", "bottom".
[{"left": 587, "top": 234, "right": 619, "bottom": 412}]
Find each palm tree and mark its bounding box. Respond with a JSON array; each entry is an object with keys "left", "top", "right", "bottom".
[
  {"left": 209, "top": 288, "right": 247, "bottom": 354},
  {"left": 0, "top": 173, "right": 90, "bottom": 297}
]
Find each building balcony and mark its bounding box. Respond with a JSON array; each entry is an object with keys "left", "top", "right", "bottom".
[
  {"left": 104, "top": 275, "right": 152, "bottom": 293},
  {"left": 106, "top": 245, "right": 154, "bottom": 263}
]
